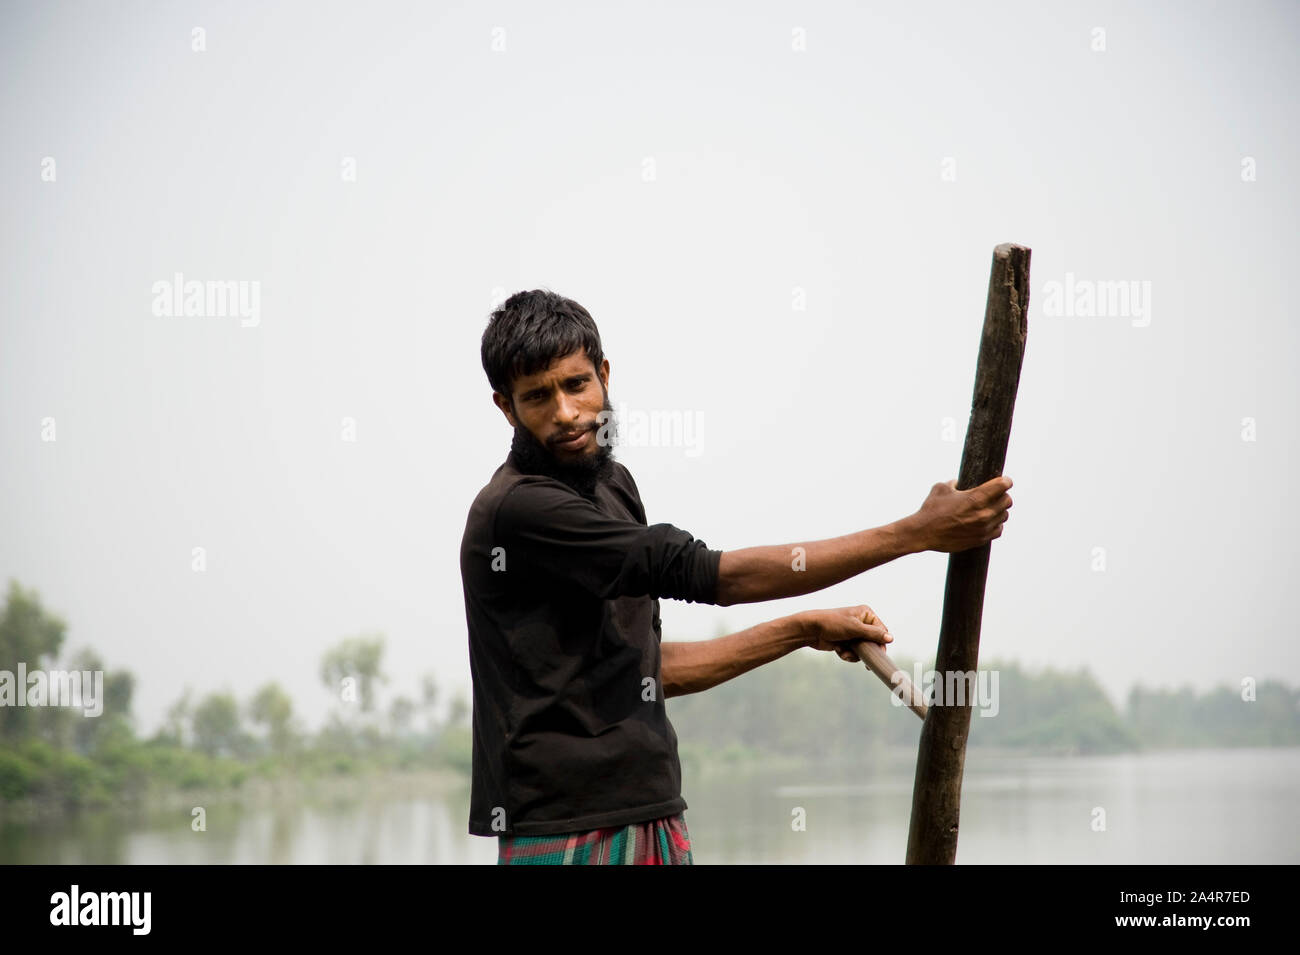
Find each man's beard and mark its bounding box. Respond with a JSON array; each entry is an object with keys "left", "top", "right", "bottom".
[{"left": 508, "top": 392, "right": 618, "bottom": 500}]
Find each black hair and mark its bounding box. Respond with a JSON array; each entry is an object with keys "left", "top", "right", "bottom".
[{"left": 480, "top": 289, "right": 605, "bottom": 401}]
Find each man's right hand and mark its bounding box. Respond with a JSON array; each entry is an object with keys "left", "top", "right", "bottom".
[{"left": 910, "top": 476, "right": 1013, "bottom": 553}]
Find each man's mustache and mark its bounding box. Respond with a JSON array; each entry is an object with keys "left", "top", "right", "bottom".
[{"left": 550, "top": 422, "right": 596, "bottom": 447}]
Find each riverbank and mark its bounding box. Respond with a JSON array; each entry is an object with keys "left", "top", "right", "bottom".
[{"left": 0, "top": 766, "right": 468, "bottom": 826}]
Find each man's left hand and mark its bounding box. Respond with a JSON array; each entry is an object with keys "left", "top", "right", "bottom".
[{"left": 802, "top": 605, "right": 893, "bottom": 662}]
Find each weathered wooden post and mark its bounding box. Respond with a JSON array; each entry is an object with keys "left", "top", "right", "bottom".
[{"left": 905, "top": 242, "right": 1030, "bottom": 865}]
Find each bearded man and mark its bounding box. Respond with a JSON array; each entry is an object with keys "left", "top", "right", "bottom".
[{"left": 459, "top": 289, "right": 1013, "bottom": 864}]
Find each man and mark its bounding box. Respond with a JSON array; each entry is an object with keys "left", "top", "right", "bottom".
[{"left": 460, "top": 289, "right": 1013, "bottom": 865}]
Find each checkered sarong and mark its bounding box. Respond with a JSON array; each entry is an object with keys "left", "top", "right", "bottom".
[{"left": 497, "top": 812, "right": 694, "bottom": 865}]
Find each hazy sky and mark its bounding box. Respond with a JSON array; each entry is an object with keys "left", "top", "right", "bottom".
[{"left": 2, "top": 0, "right": 1297, "bottom": 737}]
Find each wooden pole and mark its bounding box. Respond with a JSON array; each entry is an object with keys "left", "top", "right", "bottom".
[
  {"left": 905, "top": 242, "right": 1030, "bottom": 865},
  {"left": 851, "top": 639, "right": 928, "bottom": 720}
]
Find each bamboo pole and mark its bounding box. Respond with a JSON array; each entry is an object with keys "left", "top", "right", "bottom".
[{"left": 905, "top": 242, "right": 1030, "bottom": 865}]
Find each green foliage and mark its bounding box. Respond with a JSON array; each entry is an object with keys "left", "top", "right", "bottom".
[
  {"left": 668, "top": 650, "right": 1295, "bottom": 765},
  {"left": 0, "top": 580, "right": 67, "bottom": 667},
  {"left": 191, "top": 692, "right": 249, "bottom": 758},
  {"left": 249, "top": 683, "right": 297, "bottom": 757},
  {"left": 4, "top": 579, "right": 1297, "bottom": 817},
  {"left": 668, "top": 650, "right": 925, "bottom": 762},
  {"left": 965, "top": 660, "right": 1139, "bottom": 754},
  {"left": 0, "top": 748, "right": 39, "bottom": 798},
  {"left": 434, "top": 726, "right": 473, "bottom": 775},
  {"left": 0, "top": 740, "right": 108, "bottom": 807},
  {"left": 0, "top": 580, "right": 473, "bottom": 814},
  {"left": 1125, "top": 681, "right": 1300, "bottom": 749},
  {"left": 0, "top": 580, "right": 69, "bottom": 742},
  {"left": 319, "top": 634, "right": 387, "bottom": 713}
]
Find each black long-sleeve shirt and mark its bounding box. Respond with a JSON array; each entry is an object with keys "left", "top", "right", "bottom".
[{"left": 459, "top": 450, "right": 722, "bottom": 836}]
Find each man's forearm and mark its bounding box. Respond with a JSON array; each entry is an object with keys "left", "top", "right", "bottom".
[
  {"left": 662, "top": 614, "right": 809, "bottom": 697},
  {"left": 713, "top": 516, "right": 925, "bottom": 606}
]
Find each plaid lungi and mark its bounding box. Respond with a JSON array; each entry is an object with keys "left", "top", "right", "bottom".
[{"left": 497, "top": 811, "right": 694, "bottom": 865}]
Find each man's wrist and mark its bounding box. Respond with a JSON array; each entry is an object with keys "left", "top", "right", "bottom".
[
  {"left": 792, "top": 611, "right": 819, "bottom": 649},
  {"left": 892, "top": 514, "right": 931, "bottom": 556}
]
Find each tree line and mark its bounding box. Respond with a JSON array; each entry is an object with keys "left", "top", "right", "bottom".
[
  {"left": 666, "top": 627, "right": 1300, "bottom": 770},
  {"left": 4, "top": 578, "right": 1298, "bottom": 811},
  {"left": 0, "top": 579, "right": 471, "bottom": 811}
]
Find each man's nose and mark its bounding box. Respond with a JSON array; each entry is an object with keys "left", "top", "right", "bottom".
[{"left": 554, "top": 391, "right": 581, "bottom": 426}]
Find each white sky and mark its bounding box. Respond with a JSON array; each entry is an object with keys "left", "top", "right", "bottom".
[{"left": 2, "top": 0, "right": 1297, "bottom": 736}]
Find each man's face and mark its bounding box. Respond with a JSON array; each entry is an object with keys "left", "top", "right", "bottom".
[{"left": 493, "top": 350, "right": 617, "bottom": 491}]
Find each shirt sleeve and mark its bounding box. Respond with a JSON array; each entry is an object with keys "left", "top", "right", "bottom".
[{"left": 493, "top": 478, "right": 721, "bottom": 604}]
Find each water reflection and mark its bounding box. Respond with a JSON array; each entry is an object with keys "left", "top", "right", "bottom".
[{"left": 1, "top": 748, "right": 1295, "bottom": 864}]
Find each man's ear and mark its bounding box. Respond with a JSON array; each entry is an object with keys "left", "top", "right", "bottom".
[
  {"left": 598, "top": 358, "right": 610, "bottom": 391},
  {"left": 492, "top": 391, "right": 518, "bottom": 428}
]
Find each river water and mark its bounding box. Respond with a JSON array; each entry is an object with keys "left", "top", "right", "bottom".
[{"left": 2, "top": 747, "right": 1295, "bottom": 864}]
